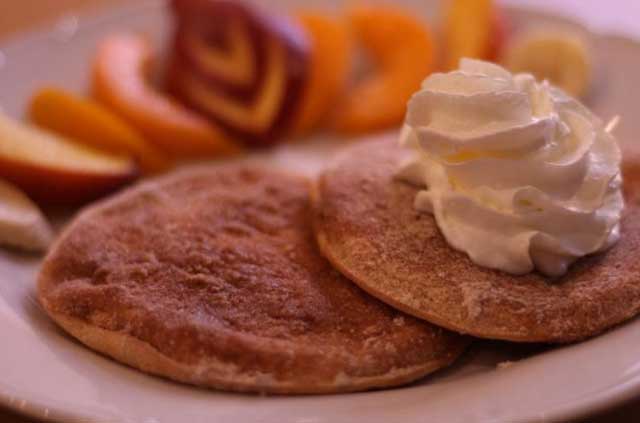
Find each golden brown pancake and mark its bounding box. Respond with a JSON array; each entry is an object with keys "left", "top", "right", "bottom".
[
  {"left": 312, "top": 138, "right": 640, "bottom": 343},
  {"left": 38, "top": 164, "right": 468, "bottom": 394}
]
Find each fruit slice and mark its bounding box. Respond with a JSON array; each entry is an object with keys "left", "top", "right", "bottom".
[
  {"left": 0, "top": 178, "right": 53, "bottom": 252},
  {"left": 333, "top": 5, "right": 435, "bottom": 134},
  {"left": 92, "top": 33, "right": 241, "bottom": 157},
  {"left": 502, "top": 30, "right": 592, "bottom": 98},
  {"left": 291, "top": 12, "right": 353, "bottom": 135},
  {"left": 487, "top": 8, "right": 510, "bottom": 62},
  {"left": 443, "top": 0, "right": 494, "bottom": 70},
  {"left": 29, "top": 87, "right": 171, "bottom": 174},
  {"left": 168, "top": 0, "right": 310, "bottom": 146},
  {"left": 0, "top": 112, "right": 137, "bottom": 205}
]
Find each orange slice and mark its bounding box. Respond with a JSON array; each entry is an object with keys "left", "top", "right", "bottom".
[{"left": 333, "top": 5, "right": 436, "bottom": 134}]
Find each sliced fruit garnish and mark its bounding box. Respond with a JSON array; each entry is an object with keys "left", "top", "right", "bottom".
[
  {"left": 181, "top": 18, "right": 256, "bottom": 87},
  {"left": 291, "top": 12, "right": 353, "bottom": 135},
  {"left": 168, "top": 0, "right": 310, "bottom": 146},
  {"left": 487, "top": 8, "right": 510, "bottom": 62},
  {"left": 0, "top": 178, "right": 53, "bottom": 253},
  {"left": 502, "top": 30, "right": 592, "bottom": 98},
  {"left": 0, "top": 111, "right": 137, "bottom": 205},
  {"left": 92, "top": 33, "right": 241, "bottom": 157},
  {"left": 29, "top": 87, "right": 171, "bottom": 174},
  {"left": 333, "top": 5, "right": 436, "bottom": 134},
  {"left": 443, "top": 0, "right": 494, "bottom": 70},
  {"left": 172, "top": 38, "right": 289, "bottom": 136}
]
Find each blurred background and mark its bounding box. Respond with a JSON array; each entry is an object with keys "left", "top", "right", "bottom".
[{"left": 2, "top": 0, "right": 639, "bottom": 40}]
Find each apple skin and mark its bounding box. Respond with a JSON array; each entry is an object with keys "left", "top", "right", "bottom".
[
  {"left": 0, "top": 112, "right": 138, "bottom": 206},
  {"left": 0, "top": 158, "right": 138, "bottom": 206},
  {"left": 167, "top": 0, "right": 311, "bottom": 147}
]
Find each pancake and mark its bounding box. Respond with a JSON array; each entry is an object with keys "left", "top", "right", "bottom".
[
  {"left": 312, "top": 138, "right": 640, "bottom": 343},
  {"left": 37, "top": 164, "right": 468, "bottom": 394}
]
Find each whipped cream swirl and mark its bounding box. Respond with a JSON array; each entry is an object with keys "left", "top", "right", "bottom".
[{"left": 399, "top": 59, "right": 623, "bottom": 277}]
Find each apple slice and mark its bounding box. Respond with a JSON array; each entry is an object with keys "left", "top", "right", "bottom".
[
  {"left": 167, "top": 0, "right": 310, "bottom": 146},
  {"left": 0, "top": 112, "right": 138, "bottom": 205},
  {"left": 0, "top": 178, "right": 53, "bottom": 252}
]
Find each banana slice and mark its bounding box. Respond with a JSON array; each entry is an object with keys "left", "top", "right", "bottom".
[
  {"left": 0, "top": 178, "right": 53, "bottom": 253},
  {"left": 502, "top": 29, "right": 592, "bottom": 98}
]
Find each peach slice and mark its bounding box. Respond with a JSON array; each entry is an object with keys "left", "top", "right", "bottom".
[
  {"left": 29, "top": 87, "right": 171, "bottom": 174},
  {"left": 92, "top": 33, "right": 241, "bottom": 157},
  {"left": 443, "top": 0, "right": 494, "bottom": 70},
  {"left": 332, "top": 5, "right": 435, "bottom": 134},
  {"left": 291, "top": 12, "right": 353, "bottom": 135},
  {"left": 0, "top": 112, "right": 137, "bottom": 205},
  {"left": 168, "top": 0, "right": 310, "bottom": 146}
]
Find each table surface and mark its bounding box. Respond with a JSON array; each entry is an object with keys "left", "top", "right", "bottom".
[{"left": 1, "top": 0, "right": 639, "bottom": 422}]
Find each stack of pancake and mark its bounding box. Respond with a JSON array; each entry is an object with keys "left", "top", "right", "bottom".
[{"left": 38, "top": 138, "right": 640, "bottom": 394}]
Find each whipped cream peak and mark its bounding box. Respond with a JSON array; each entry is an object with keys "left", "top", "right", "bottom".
[{"left": 399, "top": 59, "right": 623, "bottom": 277}]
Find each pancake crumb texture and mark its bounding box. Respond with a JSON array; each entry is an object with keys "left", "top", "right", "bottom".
[
  {"left": 38, "top": 164, "right": 467, "bottom": 394},
  {"left": 313, "top": 139, "right": 640, "bottom": 343}
]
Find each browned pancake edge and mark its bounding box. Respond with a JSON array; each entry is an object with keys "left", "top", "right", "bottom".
[
  {"left": 312, "top": 138, "right": 640, "bottom": 343},
  {"left": 38, "top": 163, "right": 469, "bottom": 394}
]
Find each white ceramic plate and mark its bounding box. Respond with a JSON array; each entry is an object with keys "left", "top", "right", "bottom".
[{"left": 2, "top": 1, "right": 640, "bottom": 422}]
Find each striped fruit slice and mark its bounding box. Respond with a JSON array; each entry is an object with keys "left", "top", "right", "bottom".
[{"left": 168, "top": 0, "right": 311, "bottom": 147}]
